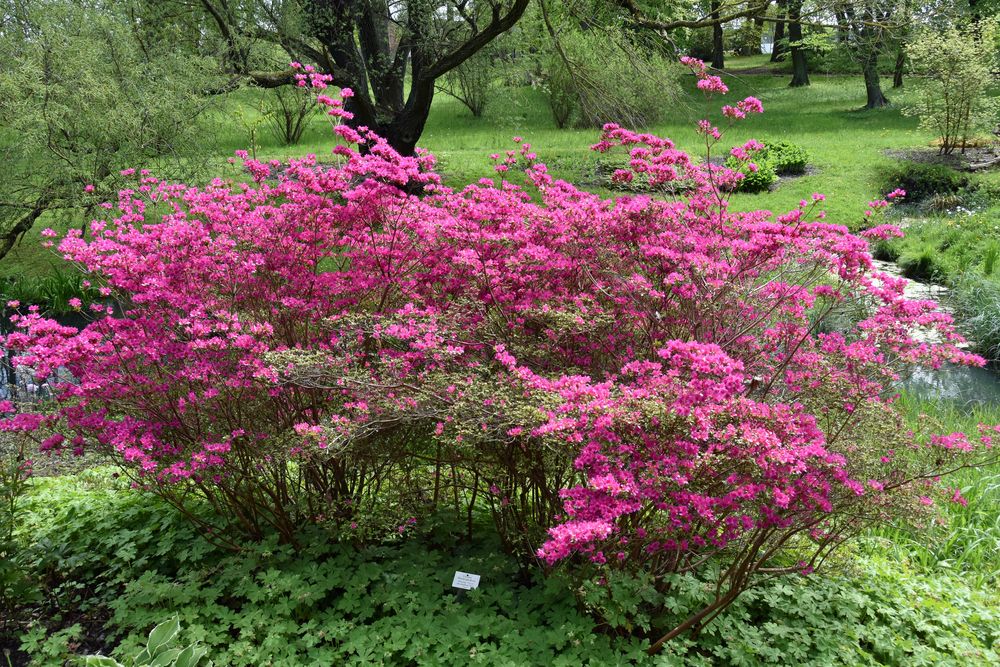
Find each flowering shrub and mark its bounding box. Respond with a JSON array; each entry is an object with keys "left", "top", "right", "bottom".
[{"left": 3, "top": 58, "right": 998, "bottom": 650}]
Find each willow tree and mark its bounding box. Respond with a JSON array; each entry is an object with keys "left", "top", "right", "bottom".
[{"left": 0, "top": 0, "right": 221, "bottom": 262}]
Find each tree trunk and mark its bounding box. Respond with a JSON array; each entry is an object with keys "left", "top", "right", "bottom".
[
  {"left": 304, "top": 0, "right": 529, "bottom": 156},
  {"left": 863, "top": 55, "right": 889, "bottom": 108},
  {"left": 835, "top": 8, "right": 850, "bottom": 43},
  {"left": 770, "top": 0, "right": 787, "bottom": 62},
  {"left": 788, "top": 0, "right": 809, "bottom": 86},
  {"left": 711, "top": 1, "right": 725, "bottom": 69},
  {"left": 892, "top": 48, "right": 904, "bottom": 88}
]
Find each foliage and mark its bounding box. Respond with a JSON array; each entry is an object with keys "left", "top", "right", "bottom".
[
  {"left": 952, "top": 274, "right": 1000, "bottom": 360},
  {"left": 541, "top": 54, "right": 578, "bottom": 129},
  {"left": 262, "top": 85, "right": 319, "bottom": 146},
  {"left": 3, "top": 59, "right": 997, "bottom": 651},
  {"left": 0, "top": 435, "right": 37, "bottom": 627},
  {"left": 765, "top": 140, "right": 810, "bottom": 175},
  {"left": 723, "top": 140, "right": 809, "bottom": 192},
  {"left": 0, "top": 0, "right": 222, "bottom": 261},
  {"left": 81, "top": 618, "right": 207, "bottom": 667},
  {"left": 905, "top": 20, "right": 1000, "bottom": 155},
  {"left": 877, "top": 162, "right": 970, "bottom": 204},
  {"left": 0, "top": 266, "right": 103, "bottom": 318},
  {"left": 13, "top": 472, "right": 1000, "bottom": 666},
  {"left": 439, "top": 47, "right": 501, "bottom": 119},
  {"left": 533, "top": 11, "right": 681, "bottom": 129},
  {"left": 724, "top": 145, "right": 777, "bottom": 192}
]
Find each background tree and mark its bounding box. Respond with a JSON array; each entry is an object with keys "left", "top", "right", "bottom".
[
  {"left": 905, "top": 18, "right": 1000, "bottom": 155},
  {"left": 182, "top": 1, "right": 530, "bottom": 156},
  {"left": 0, "top": 0, "right": 222, "bottom": 262},
  {"left": 787, "top": 0, "right": 808, "bottom": 86},
  {"left": 845, "top": 0, "right": 898, "bottom": 108}
]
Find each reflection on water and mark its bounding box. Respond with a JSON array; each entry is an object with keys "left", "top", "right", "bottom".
[{"left": 901, "top": 363, "right": 1000, "bottom": 408}]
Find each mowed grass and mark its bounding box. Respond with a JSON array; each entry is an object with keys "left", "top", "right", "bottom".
[{"left": 0, "top": 59, "right": 929, "bottom": 277}]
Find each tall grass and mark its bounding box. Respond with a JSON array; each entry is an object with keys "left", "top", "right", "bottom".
[
  {"left": 0, "top": 266, "right": 101, "bottom": 318},
  {"left": 861, "top": 395, "right": 1000, "bottom": 587}
]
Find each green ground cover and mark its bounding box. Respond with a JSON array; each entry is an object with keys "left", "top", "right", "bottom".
[{"left": 5, "top": 394, "right": 998, "bottom": 666}]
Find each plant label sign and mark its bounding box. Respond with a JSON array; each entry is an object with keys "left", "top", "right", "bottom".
[{"left": 451, "top": 571, "right": 481, "bottom": 590}]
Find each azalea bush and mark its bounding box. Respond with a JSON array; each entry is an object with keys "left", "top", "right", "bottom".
[{"left": 3, "top": 59, "right": 998, "bottom": 651}]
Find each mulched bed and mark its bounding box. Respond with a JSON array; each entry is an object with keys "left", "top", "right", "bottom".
[{"left": 883, "top": 146, "right": 1000, "bottom": 172}]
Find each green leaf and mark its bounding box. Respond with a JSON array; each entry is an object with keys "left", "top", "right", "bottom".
[
  {"left": 145, "top": 617, "right": 181, "bottom": 657},
  {"left": 147, "top": 648, "right": 182, "bottom": 666},
  {"left": 82, "top": 657, "right": 124, "bottom": 667},
  {"left": 173, "top": 644, "right": 208, "bottom": 667}
]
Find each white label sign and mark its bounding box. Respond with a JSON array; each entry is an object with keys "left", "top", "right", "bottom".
[{"left": 451, "top": 571, "right": 481, "bottom": 590}]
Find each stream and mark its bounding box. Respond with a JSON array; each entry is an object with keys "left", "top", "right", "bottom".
[{"left": 872, "top": 260, "right": 1000, "bottom": 407}]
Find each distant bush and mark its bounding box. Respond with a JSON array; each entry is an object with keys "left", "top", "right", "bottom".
[
  {"left": 725, "top": 153, "right": 777, "bottom": 192},
  {"left": 766, "top": 140, "right": 809, "bottom": 175},
  {"left": 878, "top": 162, "right": 970, "bottom": 203},
  {"left": 263, "top": 85, "right": 319, "bottom": 145},
  {"left": 723, "top": 140, "right": 808, "bottom": 192},
  {"left": 537, "top": 23, "right": 680, "bottom": 128},
  {"left": 906, "top": 20, "right": 1000, "bottom": 155},
  {"left": 439, "top": 46, "right": 500, "bottom": 118}
]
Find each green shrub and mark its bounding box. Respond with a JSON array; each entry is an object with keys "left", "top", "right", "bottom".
[
  {"left": 724, "top": 153, "right": 777, "bottom": 192},
  {"left": 878, "top": 162, "right": 970, "bottom": 204},
  {"left": 723, "top": 140, "right": 808, "bottom": 193},
  {"left": 765, "top": 140, "right": 809, "bottom": 175}
]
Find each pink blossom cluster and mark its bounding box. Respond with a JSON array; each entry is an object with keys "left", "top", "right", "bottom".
[{"left": 2, "top": 65, "right": 995, "bottom": 576}]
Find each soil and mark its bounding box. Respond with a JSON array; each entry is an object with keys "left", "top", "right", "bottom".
[{"left": 883, "top": 146, "right": 1000, "bottom": 171}]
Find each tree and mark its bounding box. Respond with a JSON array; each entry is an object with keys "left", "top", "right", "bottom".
[
  {"left": 844, "top": 1, "right": 898, "bottom": 108},
  {"left": 787, "top": 0, "right": 809, "bottom": 86},
  {"left": 183, "top": 0, "right": 529, "bottom": 156},
  {"left": 906, "top": 19, "right": 999, "bottom": 154},
  {"left": 0, "top": 0, "right": 221, "bottom": 263}
]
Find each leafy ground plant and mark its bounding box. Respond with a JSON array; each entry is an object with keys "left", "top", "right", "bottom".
[{"left": 81, "top": 618, "right": 206, "bottom": 667}]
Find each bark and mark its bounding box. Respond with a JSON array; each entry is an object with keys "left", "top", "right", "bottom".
[
  {"left": 863, "top": 54, "right": 889, "bottom": 108},
  {"left": 711, "top": 1, "right": 725, "bottom": 69},
  {"left": 892, "top": 47, "right": 904, "bottom": 88},
  {"left": 788, "top": 0, "right": 809, "bottom": 87},
  {"left": 770, "top": 0, "right": 787, "bottom": 62}
]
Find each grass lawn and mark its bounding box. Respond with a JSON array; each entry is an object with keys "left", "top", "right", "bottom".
[{"left": 0, "top": 60, "right": 928, "bottom": 279}]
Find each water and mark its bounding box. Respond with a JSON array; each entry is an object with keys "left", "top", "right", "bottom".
[{"left": 871, "top": 260, "right": 1000, "bottom": 407}]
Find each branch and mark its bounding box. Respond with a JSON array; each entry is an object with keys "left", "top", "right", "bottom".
[{"left": 425, "top": 0, "right": 530, "bottom": 81}]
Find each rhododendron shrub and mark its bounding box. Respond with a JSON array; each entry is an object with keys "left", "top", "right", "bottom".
[{"left": 4, "top": 58, "right": 998, "bottom": 649}]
